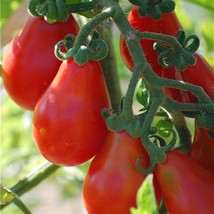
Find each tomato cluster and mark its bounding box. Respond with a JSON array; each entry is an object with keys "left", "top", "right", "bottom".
[
  {"left": 2, "top": 4, "right": 214, "bottom": 214},
  {"left": 117, "top": 6, "right": 214, "bottom": 214},
  {"left": 2, "top": 15, "right": 111, "bottom": 166}
]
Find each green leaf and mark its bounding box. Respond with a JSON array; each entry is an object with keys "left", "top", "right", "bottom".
[
  {"left": 156, "top": 119, "right": 173, "bottom": 138},
  {"left": 130, "top": 174, "right": 159, "bottom": 214},
  {"left": 1, "top": 186, "right": 15, "bottom": 205},
  {"left": 136, "top": 80, "right": 150, "bottom": 107}
]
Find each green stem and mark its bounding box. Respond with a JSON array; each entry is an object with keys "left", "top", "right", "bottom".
[
  {"left": 13, "top": 196, "right": 32, "bottom": 214},
  {"left": 102, "top": 0, "right": 154, "bottom": 120},
  {"left": 1, "top": 162, "right": 59, "bottom": 210},
  {"left": 160, "top": 77, "right": 212, "bottom": 103},
  {"left": 169, "top": 111, "right": 192, "bottom": 154},
  {"left": 164, "top": 98, "right": 214, "bottom": 113},
  {"left": 72, "top": 7, "right": 114, "bottom": 53},
  {"left": 99, "top": 21, "right": 122, "bottom": 112},
  {"left": 137, "top": 31, "right": 182, "bottom": 51},
  {"left": 66, "top": 2, "right": 96, "bottom": 13}
]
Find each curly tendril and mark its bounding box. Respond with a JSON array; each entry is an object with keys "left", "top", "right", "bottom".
[
  {"left": 87, "top": 39, "right": 108, "bottom": 61},
  {"left": 54, "top": 35, "right": 108, "bottom": 65},
  {"left": 136, "top": 129, "right": 176, "bottom": 174}
]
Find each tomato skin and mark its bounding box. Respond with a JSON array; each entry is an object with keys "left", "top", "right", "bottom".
[
  {"left": 154, "top": 150, "right": 214, "bottom": 214},
  {"left": 2, "top": 16, "right": 79, "bottom": 110},
  {"left": 83, "top": 131, "right": 161, "bottom": 214},
  {"left": 120, "top": 6, "right": 182, "bottom": 75},
  {"left": 162, "top": 53, "right": 214, "bottom": 102},
  {"left": 190, "top": 121, "right": 214, "bottom": 173},
  {"left": 32, "top": 59, "right": 110, "bottom": 166}
]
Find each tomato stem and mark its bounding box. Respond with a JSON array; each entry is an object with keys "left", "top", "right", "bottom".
[
  {"left": 169, "top": 111, "right": 192, "bottom": 154},
  {"left": 0, "top": 162, "right": 59, "bottom": 210}
]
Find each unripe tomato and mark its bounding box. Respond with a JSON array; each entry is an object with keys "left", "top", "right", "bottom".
[
  {"left": 33, "top": 59, "right": 110, "bottom": 166},
  {"left": 2, "top": 15, "right": 79, "bottom": 110},
  {"left": 83, "top": 131, "right": 161, "bottom": 214}
]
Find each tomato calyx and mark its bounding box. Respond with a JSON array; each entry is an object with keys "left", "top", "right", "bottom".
[
  {"left": 102, "top": 106, "right": 178, "bottom": 174},
  {"left": 28, "top": 0, "right": 96, "bottom": 23},
  {"left": 154, "top": 29, "right": 200, "bottom": 71},
  {"left": 55, "top": 31, "right": 108, "bottom": 65},
  {"left": 129, "top": 0, "right": 175, "bottom": 20}
]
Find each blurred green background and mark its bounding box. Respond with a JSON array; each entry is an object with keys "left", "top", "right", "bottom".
[{"left": 1, "top": 0, "right": 213, "bottom": 213}]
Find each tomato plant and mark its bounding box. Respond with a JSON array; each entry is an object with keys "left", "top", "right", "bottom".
[
  {"left": 32, "top": 59, "right": 110, "bottom": 166},
  {"left": 154, "top": 150, "right": 214, "bottom": 214},
  {"left": 1, "top": 0, "right": 214, "bottom": 213},
  {"left": 2, "top": 15, "right": 79, "bottom": 110},
  {"left": 83, "top": 131, "right": 161, "bottom": 214}
]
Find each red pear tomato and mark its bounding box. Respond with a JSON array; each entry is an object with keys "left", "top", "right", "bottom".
[
  {"left": 154, "top": 150, "right": 214, "bottom": 214},
  {"left": 2, "top": 15, "right": 79, "bottom": 110},
  {"left": 190, "top": 121, "right": 214, "bottom": 173},
  {"left": 162, "top": 53, "right": 214, "bottom": 102},
  {"left": 120, "top": 6, "right": 182, "bottom": 76},
  {"left": 32, "top": 59, "right": 110, "bottom": 166},
  {"left": 83, "top": 131, "right": 161, "bottom": 214}
]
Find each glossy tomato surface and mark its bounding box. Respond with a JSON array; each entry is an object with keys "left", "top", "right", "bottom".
[
  {"left": 154, "top": 150, "right": 214, "bottom": 214},
  {"left": 2, "top": 15, "right": 79, "bottom": 110},
  {"left": 32, "top": 59, "right": 110, "bottom": 166},
  {"left": 190, "top": 121, "right": 214, "bottom": 173},
  {"left": 83, "top": 131, "right": 161, "bottom": 214},
  {"left": 120, "top": 6, "right": 182, "bottom": 75},
  {"left": 162, "top": 53, "right": 214, "bottom": 102}
]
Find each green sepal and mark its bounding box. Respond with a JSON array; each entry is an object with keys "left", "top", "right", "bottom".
[
  {"left": 45, "top": 0, "right": 58, "bottom": 23},
  {"left": 176, "top": 29, "right": 186, "bottom": 44},
  {"left": 137, "top": 0, "right": 176, "bottom": 20},
  {"left": 159, "top": 0, "right": 175, "bottom": 13},
  {"left": 28, "top": 0, "right": 44, "bottom": 17},
  {"left": 153, "top": 5, "right": 162, "bottom": 20},
  {"left": 74, "top": 45, "right": 89, "bottom": 66},
  {"left": 158, "top": 47, "right": 197, "bottom": 70},
  {"left": 56, "top": 0, "right": 69, "bottom": 22},
  {"left": 155, "top": 29, "right": 199, "bottom": 70}
]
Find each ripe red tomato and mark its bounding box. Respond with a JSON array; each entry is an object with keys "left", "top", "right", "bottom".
[
  {"left": 2, "top": 15, "right": 79, "bottom": 110},
  {"left": 120, "top": 6, "right": 182, "bottom": 76},
  {"left": 190, "top": 121, "right": 214, "bottom": 173},
  {"left": 154, "top": 150, "right": 214, "bottom": 214},
  {"left": 162, "top": 53, "right": 214, "bottom": 102},
  {"left": 32, "top": 59, "right": 110, "bottom": 166},
  {"left": 83, "top": 131, "right": 161, "bottom": 214}
]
